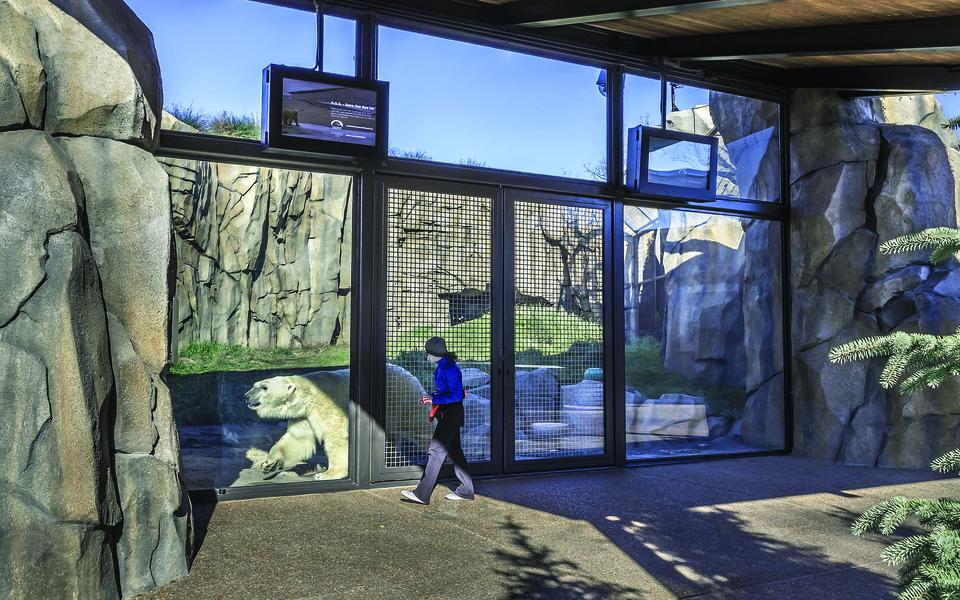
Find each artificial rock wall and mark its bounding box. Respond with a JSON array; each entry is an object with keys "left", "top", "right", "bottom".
[
  {"left": 789, "top": 91, "right": 960, "bottom": 468},
  {"left": 161, "top": 153, "right": 353, "bottom": 350},
  {"left": 0, "top": 1, "right": 190, "bottom": 598}
]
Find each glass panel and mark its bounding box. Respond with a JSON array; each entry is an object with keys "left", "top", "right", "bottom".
[
  {"left": 378, "top": 26, "right": 607, "bottom": 179},
  {"left": 624, "top": 73, "right": 662, "bottom": 183},
  {"left": 323, "top": 15, "right": 358, "bottom": 76},
  {"left": 127, "top": 0, "right": 356, "bottom": 139},
  {"left": 514, "top": 202, "right": 605, "bottom": 461},
  {"left": 666, "top": 82, "right": 781, "bottom": 202},
  {"left": 646, "top": 136, "right": 712, "bottom": 189},
  {"left": 160, "top": 158, "right": 354, "bottom": 490},
  {"left": 622, "top": 206, "right": 785, "bottom": 460},
  {"left": 385, "top": 186, "right": 493, "bottom": 467}
]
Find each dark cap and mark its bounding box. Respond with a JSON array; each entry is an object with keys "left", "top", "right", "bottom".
[{"left": 425, "top": 336, "right": 448, "bottom": 357}]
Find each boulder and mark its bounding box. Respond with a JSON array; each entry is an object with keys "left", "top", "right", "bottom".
[
  {"left": 707, "top": 416, "right": 733, "bottom": 438},
  {"left": 878, "top": 378, "right": 960, "bottom": 469},
  {"left": 866, "top": 95, "right": 959, "bottom": 150},
  {"left": 628, "top": 401, "right": 708, "bottom": 437},
  {"left": 870, "top": 125, "right": 958, "bottom": 276},
  {"left": 461, "top": 367, "right": 490, "bottom": 389},
  {"left": 789, "top": 162, "right": 871, "bottom": 288},
  {"left": 709, "top": 91, "right": 781, "bottom": 201},
  {"left": 741, "top": 220, "right": 784, "bottom": 391},
  {"left": 162, "top": 158, "right": 354, "bottom": 350},
  {"left": 0, "top": 232, "right": 120, "bottom": 599},
  {"left": 7, "top": 0, "right": 161, "bottom": 146},
  {"left": 59, "top": 136, "right": 172, "bottom": 370},
  {"left": 792, "top": 281, "right": 855, "bottom": 352},
  {"left": 515, "top": 368, "right": 560, "bottom": 429},
  {"left": 857, "top": 266, "right": 931, "bottom": 313},
  {"left": 114, "top": 454, "right": 190, "bottom": 598},
  {"left": 661, "top": 215, "right": 746, "bottom": 387},
  {"left": 790, "top": 89, "right": 875, "bottom": 132},
  {"left": 561, "top": 379, "right": 603, "bottom": 407},
  {"left": 790, "top": 123, "right": 880, "bottom": 182},
  {"left": 0, "top": 1, "right": 44, "bottom": 129},
  {"left": 0, "top": 130, "right": 80, "bottom": 328},
  {"left": 740, "top": 373, "right": 785, "bottom": 450}
]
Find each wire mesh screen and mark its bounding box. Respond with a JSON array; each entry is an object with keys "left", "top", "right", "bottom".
[
  {"left": 384, "top": 185, "right": 493, "bottom": 468},
  {"left": 514, "top": 202, "right": 605, "bottom": 461}
]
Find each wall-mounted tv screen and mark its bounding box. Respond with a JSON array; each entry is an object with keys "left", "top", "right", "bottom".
[
  {"left": 262, "top": 64, "right": 388, "bottom": 157},
  {"left": 626, "top": 126, "right": 719, "bottom": 202}
]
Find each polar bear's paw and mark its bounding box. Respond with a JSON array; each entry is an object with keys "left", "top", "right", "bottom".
[{"left": 245, "top": 448, "right": 281, "bottom": 473}]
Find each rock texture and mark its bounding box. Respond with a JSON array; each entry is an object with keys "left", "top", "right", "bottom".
[
  {"left": 160, "top": 155, "right": 353, "bottom": 350},
  {"left": 789, "top": 90, "right": 960, "bottom": 468},
  {"left": 0, "top": 1, "right": 190, "bottom": 599}
]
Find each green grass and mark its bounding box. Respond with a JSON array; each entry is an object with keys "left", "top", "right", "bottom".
[
  {"left": 164, "top": 105, "right": 261, "bottom": 140},
  {"left": 171, "top": 340, "right": 349, "bottom": 375},
  {"left": 166, "top": 103, "right": 208, "bottom": 131},
  {"left": 391, "top": 305, "right": 602, "bottom": 360},
  {"left": 624, "top": 336, "right": 746, "bottom": 418},
  {"left": 208, "top": 111, "right": 260, "bottom": 140}
]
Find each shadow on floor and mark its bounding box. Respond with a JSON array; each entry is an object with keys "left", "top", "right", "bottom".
[
  {"left": 492, "top": 516, "right": 647, "bottom": 599},
  {"left": 188, "top": 500, "right": 217, "bottom": 566},
  {"left": 475, "top": 457, "right": 945, "bottom": 598}
]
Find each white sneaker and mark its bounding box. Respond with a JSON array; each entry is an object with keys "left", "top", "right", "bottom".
[
  {"left": 400, "top": 490, "right": 427, "bottom": 505},
  {"left": 444, "top": 492, "right": 473, "bottom": 501}
]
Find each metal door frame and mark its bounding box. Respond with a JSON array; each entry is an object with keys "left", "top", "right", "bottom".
[
  {"left": 371, "top": 174, "right": 505, "bottom": 482},
  {"left": 501, "top": 190, "right": 617, "bottom": 474}
]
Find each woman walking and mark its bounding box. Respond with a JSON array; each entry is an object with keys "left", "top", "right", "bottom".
[{"left": 401, "top": 336, "right": 475, "bottom": 504}]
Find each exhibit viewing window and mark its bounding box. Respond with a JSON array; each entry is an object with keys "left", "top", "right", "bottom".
[
  {"left": 127, "top": 0, "right": 357, "bottom": 140},
  {"left": 378, "top": 26, "right": 607, "bottom": 180},
  {"left": 622, "top": 205, "right": 784, "bottom": 460},
  {"left": 664, "top": 82, "right": 781, "bottom": 202},
  {"left": 158, "top": 157, "right": 354, "bottom": 490},
  {"left": 623, "top": 73, "right": 663, "bottom": 182}
]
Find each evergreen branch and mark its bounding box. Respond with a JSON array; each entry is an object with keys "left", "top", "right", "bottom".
[
  {"left": 898, "top": 577, "right": 932, "bottom": 600},
  {"left": 883, "top": 534, "right": 932, "bottom": 565},
  {"left": 880, "top": 228, "right": 960, "bottom": 263},
  {"left": 932, "top": 449, "right": 960, "bottom": 475},
  {"left": 829, "top": 332, "right": 914, "bottom": 364},
  {"left": 853, "top": 497, "right": 914, "bottom": 536}
]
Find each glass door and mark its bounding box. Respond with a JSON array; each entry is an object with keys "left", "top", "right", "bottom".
[
  {"left": 375, "top": 176, "right": 503, "bottom": 480},
  {"left": 504, "top": 193, "right": 614, "bottom": 471}
]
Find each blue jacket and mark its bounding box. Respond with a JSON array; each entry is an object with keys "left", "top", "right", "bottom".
[{"left": 431, "top": 357, "right": 463, "bottom": 405}]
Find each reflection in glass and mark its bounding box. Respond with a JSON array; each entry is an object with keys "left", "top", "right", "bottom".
[
  {"left": 160, "top": 159, "right": 354, "bottom": 489},
  {"left": 646, "top": 137, "right": 712, "bottom": 189},
  {"left": 384, "top": 186, "right": 493, "bottom": 467},
  {"left": 623, "top": 206, "right": 784, "bottom": 460},
  {"left": 127, "top": 0, "right": 357, "bottom": 139},
  {"left": 666, "top": 82, "right": 781, "bottom": 202},
  {"left": 378, "top": 27, "right": 607, "bottom": 179},
  {"left": 514, "top": 203, "right": 605, "bottom": 461},
  {"left": 623, "top": 73, "right": 662, "bottom": 183}
]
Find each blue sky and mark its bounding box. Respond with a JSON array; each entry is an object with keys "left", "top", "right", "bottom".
[
  {"left": 125, "top": 0, "right": 959, "bottom": 180},
  {"left": 127, "top": 0, "right": 628, "bottom": 179}
]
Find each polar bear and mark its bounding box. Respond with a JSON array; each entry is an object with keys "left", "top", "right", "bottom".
[
  {"left": 243, "top": 364, "right": 429, "bottom": 480},
  {"left": 244, "top": 369, "right": 350, "bottom": 480}
]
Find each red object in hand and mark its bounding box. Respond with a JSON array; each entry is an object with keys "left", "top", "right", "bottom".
[{"left": 428, "top": 404, "right": 440, "bottom": 423}]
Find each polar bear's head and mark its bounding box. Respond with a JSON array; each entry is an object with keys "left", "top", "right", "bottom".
[{"left": 244, "top": 376, "right": 314, "bottom": 420}]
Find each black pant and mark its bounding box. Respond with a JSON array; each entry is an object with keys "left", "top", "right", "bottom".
[{"left": 413, "top": 402, "right": 474, "bottom": 502}]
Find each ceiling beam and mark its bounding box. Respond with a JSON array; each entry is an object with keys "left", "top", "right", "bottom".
[
  {"left": 725, "top": 65, "right": 960, "bottom": 94},
  {"left": 662, "top": 16, "right": 960, "bottom": 62},
  {"left": 499, "top": 0, "right": 780, "bottom": 28}
]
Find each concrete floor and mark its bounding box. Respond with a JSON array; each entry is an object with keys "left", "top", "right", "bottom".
[{"left": 138, "top": 456, "right": 956, "bottom": 600}]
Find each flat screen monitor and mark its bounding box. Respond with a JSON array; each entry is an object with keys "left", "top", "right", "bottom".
[
  {"left": 626, "top": 126, "right": 719, "bottom": 201},
  {"left": 262, "top": 64, "right": 388, "bottom": 157}
]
